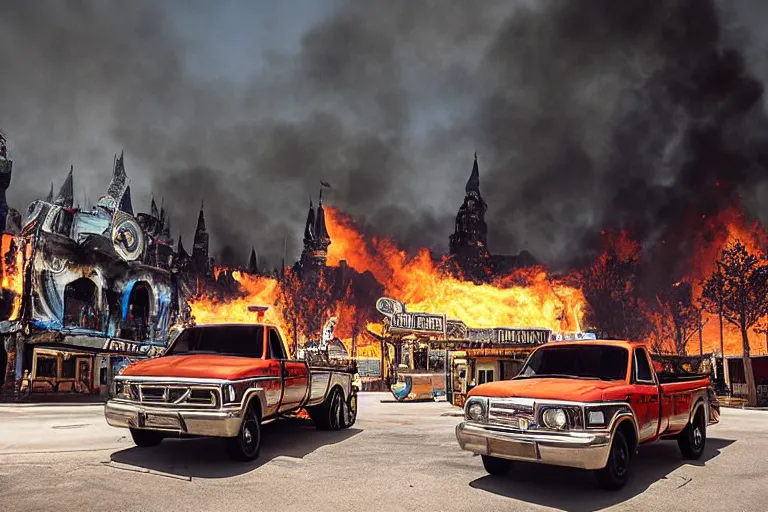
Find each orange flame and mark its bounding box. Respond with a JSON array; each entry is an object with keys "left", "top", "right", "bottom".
[{"left": 1, "top": 234, "right": 25, "bottom": 321}]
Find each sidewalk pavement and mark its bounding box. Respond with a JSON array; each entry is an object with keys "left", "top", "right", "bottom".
[{"left": 0, "top": 390, "right": 107, "bottom": 406}]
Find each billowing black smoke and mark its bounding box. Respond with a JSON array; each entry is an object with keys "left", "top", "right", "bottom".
[{"left": 1, "top": 0, "right": 767, "bottom": 275}]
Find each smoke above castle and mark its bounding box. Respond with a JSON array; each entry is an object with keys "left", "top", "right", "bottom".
[{"left": 2, "top": 0, "right": 768, "bottom": 280}]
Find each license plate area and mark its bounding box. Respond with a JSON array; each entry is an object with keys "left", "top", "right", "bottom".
[
  {"left": 139, "top": 412, "right": 181, "bottom": 430},
  {"left": 488, "top": 438, "right": 538, "bottom": 460}
]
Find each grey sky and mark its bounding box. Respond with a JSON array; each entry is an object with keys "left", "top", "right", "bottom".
[{"left": 1, "top": 0, "right": 767, "bottom": 276}]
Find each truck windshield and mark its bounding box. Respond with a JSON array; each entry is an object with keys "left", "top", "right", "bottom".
[
  {"left": 165, "top": 325, "right": 265, "bottom": 358},
  {"left": 517, "top": 344, "right": 629, "bottom": 381}
]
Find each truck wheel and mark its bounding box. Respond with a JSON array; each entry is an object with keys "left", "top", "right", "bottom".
[
  {"left": 481, "top": 455, "right": 512, "bottom": 475},
  {"left": 129, "top": 428, "right": 164, "bottom": 447},
  {"left": 309, "top": 387, "right": 344, "bottom": 431},
  {"left": 678, "top": 408, "right": 706, "bottom": 460},
  {"left": 226, "top": 403, "right": 261, "bottom": 462},
  {"left": 341, "top": 393, "right": 357, "bottom": 428},
  {"left": 595, "top": 428, "right": 631, "bottom": 490}
]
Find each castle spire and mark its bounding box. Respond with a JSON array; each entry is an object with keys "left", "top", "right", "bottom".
[
  {"left": 303, "top": 198, "right": 315, "bottom": 245},
  {"left": 118, "top": 185, "right": 133, "bottom": 214},
  {"left": 195, "top": 200, "right": 206, "bottom": 233},
  {"left": 54, "top": 166, "right": 74, "bottom": 208},
  {"left": 247, "top": 247, "right": 259, "bottom": 274},
  {"left": 314, "top": 191, "right": 330, "bottom": 246},
  {"left": 192, "top": 200, "right": 210, "bottom": 276},
  {"left": 465, "top": 152, "right": 480, "bottom": 195},
  {"left": 150, "top": 196, "right": 159, "bottom": 218},
  {"left": 107, "top": 150, "right": 128, "bottom": 201}
]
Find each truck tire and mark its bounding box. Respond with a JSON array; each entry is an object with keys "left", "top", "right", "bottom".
[
  {"left": 678, "top": 408, "right": 706, "bottom": 460},
  {"left": 595, "top": 427, "right": 632, "bottom": 490},
  {"left": 481, "top": 455, "right": 512, "bottom": 475},
  {"left": 129, "top": 428, "right": 164, "bottom": 447},
  {"left": 226, "top": 402, "right": 262, "bottom": 462},
  {"left": 309, "top": 387, "right": 344, "bottom": 431},
  {"left": 341, "top": 392, "right": 357, "bottom": 428}
]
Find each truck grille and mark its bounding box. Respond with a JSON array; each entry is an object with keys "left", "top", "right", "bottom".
[
  {"left": 121, "top": 382, "right": 220, "bottom": 408},
  {"left": 488, "top": 400, "right": 536, "bottom": 429}
]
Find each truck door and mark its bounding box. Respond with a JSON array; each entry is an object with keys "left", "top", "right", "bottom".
[
  {"left": 268, "top": 327, "right": 308, "bottom": 412},
  {"left": 630, "top": 347, "right": 661, "bottom": 442}
]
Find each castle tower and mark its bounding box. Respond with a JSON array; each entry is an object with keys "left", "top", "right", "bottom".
[
  {"left": 313, "top": 189, "right": 331, "bottom": 262},
  {"left": 107, "top": 150, "right": 128, "bottom": 202},
  {"left": 449, "top": 153, "right": 490, "bottom": 261},
  {"left": 0, "top": 131, "right": 12, "bottom": 227},
  {"left": 247, "top": 247, "right": 259, "bottom": 275},
  {"left": 192, "top": 201, "right": 211, "bottom": 276},
  {"left": 298, "top": 191, "right": 332, "bottom": 272},
  {"left": 54, "top": 166, "right": 74, "bottom": 208}
]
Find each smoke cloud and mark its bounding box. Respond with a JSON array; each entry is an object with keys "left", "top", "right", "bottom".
[{"left": 1, "top": 0, "right": 767, "bottom": 277}]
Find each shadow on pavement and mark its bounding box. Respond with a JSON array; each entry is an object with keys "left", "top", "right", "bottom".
[
  {"left": 470, "top": 437, "right": 734, "bottom": 512},
  {"left": 108, "top": 418, "right": 361, "bottom": 479}
]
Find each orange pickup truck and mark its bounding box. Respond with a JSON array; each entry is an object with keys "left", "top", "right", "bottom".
[
  {"left": 455, "top": 337, "right": 720, "bottom": 490},
  {"left": 105, "top": 322, "right": 357, "bottom": 461}
]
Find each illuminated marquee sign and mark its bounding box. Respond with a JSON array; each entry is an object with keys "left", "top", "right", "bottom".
[
  {"left": 389, "top": 312, "right": 446, "bottom": 334},
  {"left": 377, "top": 296, "right": 551, "bottom": 344}
]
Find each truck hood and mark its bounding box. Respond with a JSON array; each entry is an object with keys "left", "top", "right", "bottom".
[
  {"left": 467, "top": 378, "right": 625, "bottom": 402},
  {"left": 121, "top": 354, "right": 270, "bottom": 381}
]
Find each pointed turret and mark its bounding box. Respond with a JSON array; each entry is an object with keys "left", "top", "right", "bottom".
[
  {"left": 118, "top": 185, "right": 133, "bottom": 214},
  {"left": 192, "top": 200, "right": 210, "bottom": 276},
  {"left": 150, "top": 196, "right": 159, "bottom": 219},
  {"left": 0, "top": 131, "right": 10, "bottom": 225},
  {"left": 177, "top": 235, "right": 189, "bottom": 259},
  {"left": 303, "top": 198, "right": 315, "bottom": 245},
  {"left": 195, "top": 201, "right": 206, "bottom": 233},
  {"left": 315, "top": 189, "right": 330, "bottom": 245},
  {"left": 54, "top": 166, "right": 74, "bottom": 208},
  {"left": 465, "top": 152, "right": 480, "bottom": 195},
  {"left": 449, "top": 153, "right": 489, "bottom": 267},
  {"left": 162, "top": 213, "right": 171, "bottom": 241},
  {"left": 46, "top": 182, "right": 54, "bottom": 203},
  {"left": 107, "top": 150, "right": 128, "bottom": 200},
  {"left": 247, "top": 247, "right": 259, "bottom": 274}
]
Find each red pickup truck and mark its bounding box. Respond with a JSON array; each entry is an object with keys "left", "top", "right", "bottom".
[
  {"left": 105, "top": 322, "right": 357, "bottom": 461},
  {"left": 456, "top": 338, "right": 720, "bottom": 489}
]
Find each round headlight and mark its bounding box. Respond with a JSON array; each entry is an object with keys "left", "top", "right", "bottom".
[
  {"left": 467, "top": 401, "right": 485, "bottom": 422},
  {"left": 542, "top": 408, "right": 567, "bottom": 429}
]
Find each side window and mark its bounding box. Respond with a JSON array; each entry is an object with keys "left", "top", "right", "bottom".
[
  {"left": 634, "top": 348, "right": 654, "bottom": 383},
  {"left": 268, "top": 328, "right": 286, "bottom": 360}
]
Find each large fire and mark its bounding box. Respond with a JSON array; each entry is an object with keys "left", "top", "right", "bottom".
[
  {"left": 188, "top": 201, "right": 768, "bottom": 359},
  {"left": 190, "top": 206, "right": 586, "bottom": 357}
]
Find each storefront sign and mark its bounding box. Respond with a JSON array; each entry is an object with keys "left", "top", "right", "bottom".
[{"left": 390, "top": 312, "right": 446, "bottom": 334}]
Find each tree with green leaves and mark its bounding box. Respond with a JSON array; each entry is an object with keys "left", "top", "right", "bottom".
[{"left": 700, "top": 241, "right": 768, "bottom": 406}]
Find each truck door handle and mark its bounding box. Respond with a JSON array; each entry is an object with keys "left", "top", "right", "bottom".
[{"left": 649, "top": 396, "right": 658, "bottom": 403}]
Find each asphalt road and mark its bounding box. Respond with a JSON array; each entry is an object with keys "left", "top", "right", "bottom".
[{"left": 0, "top": 393, "right": 765, "bottom": 512}]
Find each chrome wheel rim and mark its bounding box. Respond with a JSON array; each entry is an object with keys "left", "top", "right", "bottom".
[{"left": 693, "top": 426, "right": 703, "bottom": 448}]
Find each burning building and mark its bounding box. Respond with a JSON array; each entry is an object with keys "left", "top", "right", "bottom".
[
  {"left": 0, "top": 145, "right": 192, "bottom": 398},
  {"left": 445, "top": 154, "right": 536, "bottom": 282}
]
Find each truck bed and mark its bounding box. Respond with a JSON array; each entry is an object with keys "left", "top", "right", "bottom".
[{"left": 657, "top": 372, "right": 710, "bottom": 385}]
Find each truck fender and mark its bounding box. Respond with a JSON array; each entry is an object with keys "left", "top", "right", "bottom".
[
  {"left": 610, "top": 411, "right": 640, "bottom": 453},
  {"left": 242, "top": 388, "right": 268, "bottom": 420},
  {"left": 328, "top": 373, "right": 352, "bottom": 401},
  {"left": 687, "top": 397, "right": 707, "bottom": 426}
]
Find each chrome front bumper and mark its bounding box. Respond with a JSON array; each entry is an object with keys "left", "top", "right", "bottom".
[
  {"left": 456, "top": 422, "right": 612, "bottom": 470},
  {"left": 104, "top": 400, "right": 244, "bottom": 438}
]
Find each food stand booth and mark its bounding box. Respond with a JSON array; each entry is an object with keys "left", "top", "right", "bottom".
[{"left": 372, "top": 296, "right": 552, "bottom": 405}]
